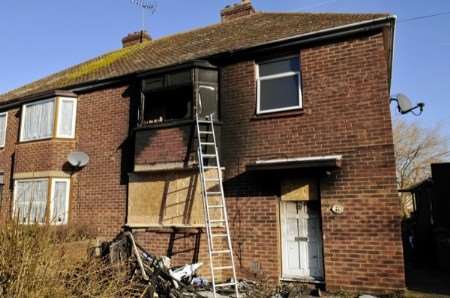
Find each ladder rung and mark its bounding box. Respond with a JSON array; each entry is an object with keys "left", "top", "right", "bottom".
[
  {"left": 205, "top": 178, "right": 220, "bottom": 182},
  {"left": 215, "top": 282, "right": 237, "bottom": 288},
  {"left": 197, "top": 120, "right": 212, "bottom": 124},
  {"left": 210, "top": 219, "right": 225, "bottom": 223},
  {"left": 208, "top": 205, "right": 224, "bottom": 208},
  {"left": 211, "top": 250, "right": 231, "bottom": 254},
  {"left": 200, "top": 142, "right": 215, "bottom": 146},
  {"left": 202, "top": 154, "right": 216, "bottom": 158},
  {"left": 206, "top": 191, "right": 221, "bottom": 195},
  {"left": 199, "top": 131, "right": 213, "bottom": 134},
  {"left": 213, "top": 266, "right": 233, "bottom": 271},
  {"left": 203, "top": 166, "right": 219, "bottom": 169},
  {"left": 212, "top": 234, "right": 227, "bottom": 237}
]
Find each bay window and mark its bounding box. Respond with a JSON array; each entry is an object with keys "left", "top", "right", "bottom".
[
  {"left": 20, "top": 97, "right": 77, "bottom": 142},
  {"left": 13, "top": 178, "right": 70, "bottom": 225},
  {"left": 256, "top": 56, "right": 302, "bottom": 114}
]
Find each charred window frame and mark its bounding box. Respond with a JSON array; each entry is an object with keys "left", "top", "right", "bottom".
[
  {"left": 141, "top": 70, "right": 194, "bottom": 126},
  {"left": 138, "top": 63, "right": 219, "bottom": 127},
  {"left": 195, "top": 68, "right": 219, "bottom": 121}
]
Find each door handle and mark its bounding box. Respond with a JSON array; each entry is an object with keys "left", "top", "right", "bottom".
[{"left": 295, "top": 236, "right": 308, "bottom": 242}]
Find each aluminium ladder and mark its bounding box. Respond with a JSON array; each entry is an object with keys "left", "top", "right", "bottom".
[{"left": 195, "top": 113, "right": 239, "bottom": 298}]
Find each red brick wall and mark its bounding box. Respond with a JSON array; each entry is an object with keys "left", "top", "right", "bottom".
[
  {"left": 14, "top": 140, "right": 75, "bottom": 173},
  {"left": 219, "top": 31, "right": 405, "bottom": 292},
  {"left": 70, "top": 86, "right": 131, "bottom": 237},
  {"left": 135, "top": 124, "right": 195, "bottom": 166},
  {"left": 0, "top": 107, "right": 20, "bottom": 221},
  {"left": 0, "top": 86, "right": 131, "bottom": 238}
]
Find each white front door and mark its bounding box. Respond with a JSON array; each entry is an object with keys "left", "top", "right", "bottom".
[{"left": 281, "top": 201, "right": 324, "bottom": 279}]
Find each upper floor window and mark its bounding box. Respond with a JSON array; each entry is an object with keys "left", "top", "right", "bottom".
[
  {"left": 20, "top": 97, "right": 77, "bottom": 142},
  {"left": 256, "top": 56, "right": 302, "bottom": 114},
  {"left": 0, "top": 112, "right": 7, "bottom": 147}
]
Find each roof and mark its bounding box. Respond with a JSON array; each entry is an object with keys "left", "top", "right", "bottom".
[{"left": 0, "top": 12, "right": 391, "bottom": 104}]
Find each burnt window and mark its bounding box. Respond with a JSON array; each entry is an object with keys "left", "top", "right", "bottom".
[
  {"left": 142, "top": 70, "right": 193, "bottom": 125},
  {"left": 139, "top": 65, "right": 219, "bottom": 126},
  {"left": 143, "top": 86, "right": 193, "bottom": 124}
]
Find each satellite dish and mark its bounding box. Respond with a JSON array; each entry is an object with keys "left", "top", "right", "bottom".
[
  {"left": 396, "top": 93, "right": 415, "bottom": 112},
  {"left": 68, "top": 151, "right": 89, "bottom": 168},
  {"left": 390, "top": 93, "right": 424, "bottom": 116}
]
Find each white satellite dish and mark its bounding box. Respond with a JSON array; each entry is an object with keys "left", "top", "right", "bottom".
[
  {"left": 390, "top": 93, "right": 424, "bottom": 115},
  {"left": 396, "top": 93, "right": 414, "bottom": 112},
  {"left": 68, "top": 151, "right": 89, "bottom": 168}
]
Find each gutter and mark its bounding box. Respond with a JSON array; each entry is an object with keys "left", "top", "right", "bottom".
[{"left": 0, "top": 15, "right": 395, "bottom": 108}]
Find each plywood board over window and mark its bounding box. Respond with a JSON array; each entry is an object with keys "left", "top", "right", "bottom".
[
  {"left": 128, "top": 170, "right": 220, "bottom": 227},
  {"left": 281, "top": 177, "right": 318, "bottom": 201}
]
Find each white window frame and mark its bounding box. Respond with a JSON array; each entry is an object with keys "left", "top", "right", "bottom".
[
  {"left": 13, "top": 177, "right": 71, "bottom": 225},
  {"left": 0, "top": 112, "right": 8, "bottom": 148},
  {"left": 13, "top": 178, "right": 49, "bottom": 225},
  {"left": 50, "top": 178, "right": 70, "bottom": 225},
  {"left": 256, "top": 56, "right": 303, "bottom": 115},
  {"left": 19, "top": 96, "right": 77, "bottom": 142},
  {"left": 56, "top": 97, "right": 77, "bottom": 139},
  {"left": 19, "top": 98, "right": 56, "bottom": 142}
]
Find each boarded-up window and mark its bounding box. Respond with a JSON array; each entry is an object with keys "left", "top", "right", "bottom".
[{"left": 128, "top": 171, "right": 220, "bottom": 227}]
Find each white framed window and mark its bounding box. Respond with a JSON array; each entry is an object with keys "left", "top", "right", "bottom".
[
  {"left": 56, "top": 97, "right": 77, "bottom": 138},
  {"left": 20, "top": 97, "right": 77, "bottom": 142},
  {"left": 13, "top": 178, "right": 71, "bottom": 225},
  {"left": 0, "top": 112, "right": 7, "bottom": 147},
  {"left": 50, "top": 178, "right": 70, "bottom": 225},
  {"left": 13, "top": 179, "right": 49, "bottom": 224},
  {"left": 20, "top": 98, "right": 55, "bottom": 142},
  {"left": 256, "top": 56, "right": 302, "bottom": 114}
]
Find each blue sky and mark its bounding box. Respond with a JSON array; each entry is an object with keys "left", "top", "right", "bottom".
[{"left": 0, "top": 0, "right": 449, "bottom": 133}]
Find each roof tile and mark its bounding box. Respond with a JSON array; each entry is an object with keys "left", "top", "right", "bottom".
[{"left": 0, "top": 12, "right": 389, "bottom": 103}]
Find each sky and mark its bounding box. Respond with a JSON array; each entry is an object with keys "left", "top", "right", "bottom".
[{"left": 0, "top": 0, "right": 449, "bottom": 135}]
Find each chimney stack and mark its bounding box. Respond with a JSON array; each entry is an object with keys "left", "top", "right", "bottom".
[
  {"left": 220, "top": 0, "right": 255, "bottom": 23},
  {"left": 122, "top": 30, "right": 151, "bottom": 48}
]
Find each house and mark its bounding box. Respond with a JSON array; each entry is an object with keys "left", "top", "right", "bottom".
[
  {"left": 0, "top": 1, "right": 405, "bottom": 294},
  {"left": 401, "top": 163, "right": 450, "bottom": 270}
]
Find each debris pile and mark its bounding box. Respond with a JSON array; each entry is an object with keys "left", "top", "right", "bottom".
[{"left": 103, "top": 231, "right": 210, "bottom": 297}]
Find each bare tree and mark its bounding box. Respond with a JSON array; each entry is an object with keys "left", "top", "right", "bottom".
[{"left": 393, "top": 119, "right": 450, "bottom": 214}]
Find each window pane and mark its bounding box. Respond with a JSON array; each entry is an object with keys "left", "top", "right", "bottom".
[
  {"left": 52, "top": 181, "right": 68, "bottom": 224},
  {"left": 22, "top": 100, "right": 54, "bottom": 141},
  {"left": 57, "top": 99, "right": 75, "bottom": 137},
  {"left": 15, "top": 180, "right": 48, "bottom": 224},
  {"left": 0, "top": 114, "right": 6, "bottom": 146},
  {"left": 259, "top": 57, "right": 300, "bottom": 77},
  {"left": 259, "top": 75, "right": 300, "bottom": 112}
]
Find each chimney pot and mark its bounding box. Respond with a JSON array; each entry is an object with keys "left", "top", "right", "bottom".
[
  {"left": 122, "top": 31, "right": 151, "bottom": 48},
  {"left": 220, "top": 0, "right": 255, "bottom": 23}
]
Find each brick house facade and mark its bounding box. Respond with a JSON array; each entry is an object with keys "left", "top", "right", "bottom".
[{"left": 0, "top": 1, "right": 404, "bottom": 294}]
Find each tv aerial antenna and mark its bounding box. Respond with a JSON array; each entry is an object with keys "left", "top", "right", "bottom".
[{"left": 130, "top": 0, "right": 157, "bottom": 32}]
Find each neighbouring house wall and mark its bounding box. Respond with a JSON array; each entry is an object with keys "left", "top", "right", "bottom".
[
  {"left": 220, "top": 31, "right": 404, "bottom": 292},
  {"left": 0, "top": 107, "right": 20, "bottom": 222},
  {"left": 0, "top": 85, "right": 132, "bottom": 239},
  {"left": 70, "top": 86, "right": 131, "bottom": 237}
]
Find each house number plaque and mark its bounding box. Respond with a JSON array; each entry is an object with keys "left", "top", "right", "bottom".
[{"left": 331, "top": 204, "right": 344, "bottom": 215}]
